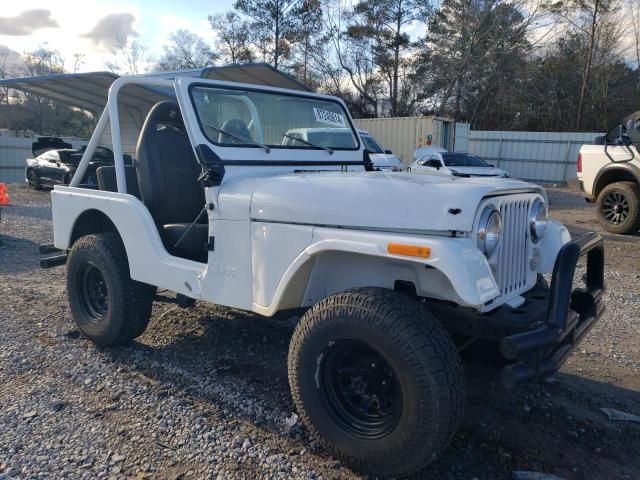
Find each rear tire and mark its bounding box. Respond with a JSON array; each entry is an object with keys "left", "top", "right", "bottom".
[
  {"left": 596, "top": 181, "right": 640, "bottom": 234},
  {"left": 67, "top": 233, "right": 155, "bottom": 346},
  {"left": 27, "top": 169, "right": 41, "bottom": 190},
  {"left": 288, "top": 287, "right": 465, "bottom": 477}
]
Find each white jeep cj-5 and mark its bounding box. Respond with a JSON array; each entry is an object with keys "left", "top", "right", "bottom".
[{"left": 41, "top": 75, "right": 605, "bottom": 477}]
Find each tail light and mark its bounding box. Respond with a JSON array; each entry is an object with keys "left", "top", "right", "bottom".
[{"left": 576, "top": 153, "right": 582, "bottom": 173}]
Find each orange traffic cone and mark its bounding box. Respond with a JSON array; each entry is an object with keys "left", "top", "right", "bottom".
[{"left": 0, "top": 183, "right": 11, "bottom": 205}]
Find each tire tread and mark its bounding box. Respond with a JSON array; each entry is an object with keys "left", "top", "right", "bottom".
[
  {"left": 288, "top": 287, "right": 465, "bottom": 476},
  {"left": 67, "top": 233, "right": 154, "bottom": 345},
  {"left": 596, "top": 181, "right": 640, "bottom": 234}
]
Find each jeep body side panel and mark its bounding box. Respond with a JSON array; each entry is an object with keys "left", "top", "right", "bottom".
[
  {"left": 52, "top": 188, "right": 259, "bottom": 311},
  {"left": 251, "top": 223, "right": 314, "bottom": 307},
  {"left": 53, "top": 186, "right": 512, "bottom": 315}
]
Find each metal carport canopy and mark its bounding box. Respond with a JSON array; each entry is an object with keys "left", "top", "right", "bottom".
[
  {"left": 0, "top": 71, "right": 169, "bottom": 113},
  {"left": 201, "top": 63, "right": 310, "bottom": 91},
  {"left": 0, "top": 63, "right": 310, "bottom": 113}
]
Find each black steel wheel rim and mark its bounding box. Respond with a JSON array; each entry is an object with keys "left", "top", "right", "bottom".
[
  {"left": 320, "top": 339, "right": 402, "bottom": 439},
  {"left": 27, "top": 170, "right": 38, "bottom": 188},
  {"left": 77, "top": 262, "right": 109, "bottom": 323},
  {"left": 602, "top": 191, "right": 629, "bottom": 225}
]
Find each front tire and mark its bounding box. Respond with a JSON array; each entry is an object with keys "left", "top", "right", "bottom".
[
  {"left": 596, "top": 181, "right": 640, "bottom": 234},
  {"left": 288, "top": 288, "right": 465, "bottom": 477},
  {"left": 67, "top": 233, "right": 155, "bottom": 346}
]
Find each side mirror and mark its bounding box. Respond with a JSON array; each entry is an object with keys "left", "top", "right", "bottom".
[
  {"left": 426, "top": 159, "right": 441, "bottom": 170},
  {"left": 603, "top": 124, "right": 635, "bottom": 162},
  {"left": 604, "top": 124, "right": 624, "bottom": 145},
  {"left": 384, "top": 149, "right": 393, "bottom": 154}
]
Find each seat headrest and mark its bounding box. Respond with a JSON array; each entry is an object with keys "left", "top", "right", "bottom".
[{"left": 145, "top": 101, "right": 185, "bottom": 130}]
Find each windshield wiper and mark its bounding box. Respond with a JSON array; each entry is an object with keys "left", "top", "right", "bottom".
[
  {"left": 282, "top": 133, "right": 334, "bottom": 155},
  {"left": 205, "top": 124, "right": 270, "bottom": 153}
]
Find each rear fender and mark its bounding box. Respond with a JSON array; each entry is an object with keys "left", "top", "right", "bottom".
[{"left": 51, "top": 186, "right": 204, "bottom": 297}]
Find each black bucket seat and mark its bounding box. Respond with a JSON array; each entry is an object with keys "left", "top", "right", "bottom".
[{"left": 135, "top": 101, "right": 208, "bottom": 261}]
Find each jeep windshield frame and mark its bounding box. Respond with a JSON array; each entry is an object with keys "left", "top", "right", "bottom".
[
  {"left": 188, "top": 83, "right": 361, "bottom": 152},
  {"left": 69, "top": 75, "right": 365, "bottom": 194}
]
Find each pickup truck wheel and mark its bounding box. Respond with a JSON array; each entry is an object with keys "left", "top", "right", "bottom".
[
  {"left": 596, "top": 181, "right": 640, "bottom": 234},
  {"left": 67, "top": 233, "right": 155, "bottom": 346},
  {"left": 288, "top": 287, "right": 465, "bottom": 477}
]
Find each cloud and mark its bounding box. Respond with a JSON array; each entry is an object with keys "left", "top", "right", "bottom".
[
  {"left": 81, "top": 13, "right": 138, "bottom": 53},
  {"left": 0, "top": 9, "right": 59, "bottom": 36}
]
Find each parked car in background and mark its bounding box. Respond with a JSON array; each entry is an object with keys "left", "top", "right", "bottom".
[
  {"left": 32, "top": 136, "right": 72, "bottom": 156},
  {"left": 411, "top": 146, "right": 509, "bottom": 178},
  {"left": 25, "top": 143, "right": 131, "bottom": 190},
  {"left": 282, "top": 127, "right": 403, "bottom": 170},
  {"left": 577, "top": 111, "right": 640, "bottom": 234},
  {"left": 358, "top": 129, "right": 404, "bottom": 171}
]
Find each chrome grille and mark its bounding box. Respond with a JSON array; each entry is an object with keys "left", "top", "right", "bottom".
[{"left": 495, "top": 197, "right": 533, "bottom": 297}]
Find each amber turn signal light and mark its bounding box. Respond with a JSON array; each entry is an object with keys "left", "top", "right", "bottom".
[{"left": 387, "top": 243, "right": 431, "bottom": 258}]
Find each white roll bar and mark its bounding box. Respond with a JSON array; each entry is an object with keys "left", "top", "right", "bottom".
[{"left": 70, "top": 76, "right": 175, "bottom": 193}]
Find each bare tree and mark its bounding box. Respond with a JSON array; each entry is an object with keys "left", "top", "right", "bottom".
[
  {"left": 347, "top": 0, "right": 426, "bottom": 116},
  {"left": 626, "top": 0, "right": 640, "bottom": 67},
  {"left": 234, "top": 0, "right": 302, "bottom": 69},
  {"left": 105, "top": 39, "right": 149, "bottom": 75},
  {"left": 72, "top": 53, "right": 85, "bottom": 73},
  {"left": 288, "top": 0, "right": 324, "bottom": 86},
  {"left": 209, "top": 11, "right": 256, "bottom": 64},
  {"left": 415, "top": 0, "right": 536, "bottom": 122},
  {"left": 155, "top": 30, "right": 217, "bottom": 71},
  {"left": 0, "top": 46, "right": 22, "bottom": 106},
  {"left": 545, "top": 0, "right": 623, "bottom": 129},
  {"left": 322, "top": 0, "right": 383, "bottom": 116}
]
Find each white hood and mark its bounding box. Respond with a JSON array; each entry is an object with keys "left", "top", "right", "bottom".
[{"left": 218, "top": 171, "right": 543, "bottom": 233}]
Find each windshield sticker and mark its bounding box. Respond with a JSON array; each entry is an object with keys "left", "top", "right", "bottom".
[{"left": 313, "top": 108, "right": 346, "bottom": 127}]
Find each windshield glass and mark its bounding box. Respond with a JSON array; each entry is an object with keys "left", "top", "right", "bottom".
[
  {"left": 307, "top": 130, "right": 355, "bottom": 148},
  {"left": 361, "top": 134, "right": 384, "bottom": 154},
  {"left": 190, "top": 85, "right": 359, "bottom": 150},
  {"left": 442, "top": 153, "right": 488, "bottom": 167}
]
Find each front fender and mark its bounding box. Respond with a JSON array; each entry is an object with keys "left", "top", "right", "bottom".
[
  {"left": 254, "top": 227, "right": 501, "bottom": 315},
  {"left": 536, "top": 220, "right": 572, "bottom": 274}
]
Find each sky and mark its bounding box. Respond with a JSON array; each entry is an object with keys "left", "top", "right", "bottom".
[{"left": 0, "top": 1, "right": 237, "bottom": 73}]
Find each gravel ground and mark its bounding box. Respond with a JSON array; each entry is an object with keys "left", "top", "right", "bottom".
[{"left": 0, "top": 184, "right": 639, "bottom": 480}]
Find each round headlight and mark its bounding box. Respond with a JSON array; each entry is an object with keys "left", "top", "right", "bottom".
[
  {"left": 529, "top": 199, "right": 548, "bottom": 243},
  {"left": 477, "top": 206, "right": 502, "bottom": 256}
]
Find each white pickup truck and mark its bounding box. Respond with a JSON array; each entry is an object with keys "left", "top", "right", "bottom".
[
  {"left": 577, "top": 111, "right": 640, "bottom": 234},
  {"left": 40, "top": 75, "right": 605, "bottom": 477}
]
